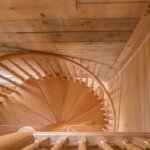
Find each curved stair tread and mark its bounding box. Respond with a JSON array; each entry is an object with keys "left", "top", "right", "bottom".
[
  {"left": 0, "top": 97, "right": 50, "bottom": 126},
  {"left": 62, "top": 80, "right": 89, "bottom": 121},
  {"left": 13, "top": 81, "right": 57, "bottom": 123}
]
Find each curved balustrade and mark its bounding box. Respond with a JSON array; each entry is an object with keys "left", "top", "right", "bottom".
[{"left": 0, "top": 52, "right": 116, "bottom": 132}]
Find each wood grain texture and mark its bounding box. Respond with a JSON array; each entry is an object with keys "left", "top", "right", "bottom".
[
  {"left": 0, "top": 0, "right": 148, "bottom": 20},
  {"left": 0, "top": 19, "right": 138, "bottom": 32},
  {"left": 109, "top": 38, "right": 150, "bottom": 132}
]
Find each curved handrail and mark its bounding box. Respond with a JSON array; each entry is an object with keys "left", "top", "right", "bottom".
[{"left": 0, "top": 52, "right": 116, "bottom": 131}]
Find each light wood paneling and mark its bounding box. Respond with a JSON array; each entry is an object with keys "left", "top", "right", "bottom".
[
  {"left": 78, "top": 0, "right": 150, "bottom": 3},
  {"left": 0, "top": 18, "right": 135, "bottom": 79},
  {"left": 77, "top": 3, "right": 149, "bottom": 19},
  {"left": 109, "top": 38, "right": 150, "bottom": 132},
  {"left": 0, "top": 0, "right": 149, "bottom": 20},
  {"left": 0, "top": 31, "right": 131, "bottom": 43},
  {"left": 0, "top": 19, "right": 138, "bottom": 32}
]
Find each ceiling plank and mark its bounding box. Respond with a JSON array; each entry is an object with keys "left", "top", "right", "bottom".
[
  {"left": 77, "top": 0, "right": 150, "bottom": 3},
  {"left": 0, "top": 19, "right": 138, "bottom": 32},
  {"left": 0, "top": 0, "right": 149, "bottom": 20},
  {"left": 77, "top": 2, "right": 149, "bottom": 18},
  {"left": 0, "top": 31, "right": 132, "bottom": 43}
]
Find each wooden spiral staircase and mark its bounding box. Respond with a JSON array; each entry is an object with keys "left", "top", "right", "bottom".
[
  {"left": 0, "top": 52, "right": 150, "bottom": 150},
  {"left": 0, "top": 52, "right": 116, "bottom": 134}
]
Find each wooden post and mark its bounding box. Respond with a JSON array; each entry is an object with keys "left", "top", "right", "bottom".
[
  {"left": 22, "top": 137, "right": 50, "bottom": 150},
  {"left": 78, "top": 137, "right": 87, "bottom": 150},
  {"left": 97, "top": 138, "right": 114, "bottom": 150},
  {"left": 98, "top": 141, "right": 114, "bottom": 150},
  {"left": 51, "top": 137, "right": 67, "bottom": 150},
  {"left": 0, "top": 127, "right": 35, "bottom": 150}
]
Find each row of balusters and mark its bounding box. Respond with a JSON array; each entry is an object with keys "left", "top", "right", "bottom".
[
  {"left": 23, "top": 136, "right": 150, "bottom": 150},
  {"left": 0, "top": 55, "right": 115, "bottom": 131}
]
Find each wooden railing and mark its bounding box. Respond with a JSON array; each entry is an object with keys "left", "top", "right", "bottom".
[
  {"left": 33, "top": 132, "right": 150, "bottom": 150},
  {"left": 1, "top": 128, "right": 150, "bottom": 150},
  {"left": 0, "top": 52, "right": 116, "bottom": 131}
]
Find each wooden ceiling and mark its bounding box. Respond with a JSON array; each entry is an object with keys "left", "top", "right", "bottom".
[{"left": 0, "top": 0, "right": 149, "bottom": 81}]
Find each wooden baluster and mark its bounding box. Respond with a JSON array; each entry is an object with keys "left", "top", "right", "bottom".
[
  {"left": 50, "top": 137, "right": 67, "bottom": 150},
  {"left": 0, "top": 74, "right": 17, "bottom": 87},
  {"left": 0, "top": 127, "right": 35, "bottom": 150},
  {"left": 47, "top": 61, "right": 57, "bottom": 77},
  {"left": 85, "top": 62, "right": 89, "bottom": 86},
  {"left": 8, "top": 59, "right": 32, "bottom": 79},
  {"left": 133, "top": 137, "right": 150, "bottom": 149},
  {"left": 22, "top": 58, "right": 41, "bottom": 79},
  {"left": 79, "top": 60, "right": 83, "bottom": 84},
  {"left": 116, "top": 138, "right": 143, "bottom": 150},
  {"left": 78, "top": 137, "right": 87, "bottom": 150},
  {"left": 55, "top": 61, "right": 64, "bottom": 77},
  {"left": 94, "top": 86, "right": 100, "bottom": 96},
  {"left": 22, "top": 137, "right": 50, "bottom": 150},
  {"left": 72, "top": 65, "right": 76, "bottom": 82},
  {"left": 105, "top": 124, "right": 113, "bottom": 131},
  {"left": 63, "top": 62, "right": 71, "bottom": 80},
  {"left": 97, "top": 139, "right": 114, "bottom": 150},
  {"left": 90, "top": 79, "right": 94, "bottom": 91},
  {"left": 104, "top": 118, "right": 113, "bottom": 122},
  {"left": 0, "top": 84, "right": 18, "bottom": 94},
  {"left": 0, "top": 63, "right": 24, "bottom": 82},
  {"left": 0, "top": 92, "right": 7, "bottom": 97},
  {"left": 32, "top": 57, "right": 48, "bottom": 77}
]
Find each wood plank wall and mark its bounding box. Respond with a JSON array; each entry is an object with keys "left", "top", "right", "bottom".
[{"left": 109, "top": 37, "right": 150, "bottom": 132}]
